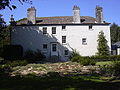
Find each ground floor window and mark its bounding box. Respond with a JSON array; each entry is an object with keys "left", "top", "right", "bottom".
[
  {"left": 64, "top": 50, "right": 68, "bottom": 55},
  {"left": 43, "top": 44, "right": 47, "bottom": 49},
  {"left": 52, "top": 44, "right": 57, "bottom": 52}
]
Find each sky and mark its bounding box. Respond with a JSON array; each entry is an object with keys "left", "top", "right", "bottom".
[{"left": 0, "top": 0, "right": 120, "bottom": 25}]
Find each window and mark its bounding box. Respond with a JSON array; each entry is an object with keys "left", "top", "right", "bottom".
[
  {"left": 62, "top": 25, "right": 66, "bottom": 30},
  {"left": 82, "top": 38, "right": 87, "bottom": 45},
  {"left": 52, "top": 27, "right": 56, "bottom": 34},
  {"left": 43, "top": 44, "right": 47, "bottom": 49},
  {"left": 43, "top": 27, "right": 47, "bottom": 34},
  {"left": 62, "top": 36, "right": 66, "bottom": 43},
  {"left": 64, "top": 50, "right": 68, "bottom": 56},
  {"left": 89, "top": 25, "right": 93, "bottom": 30},
  {"left": 52, "top": 44, "right": 57, "bottom": 52}
]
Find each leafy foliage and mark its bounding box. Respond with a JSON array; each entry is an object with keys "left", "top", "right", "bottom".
[
  {"left": 0, "top": 15, "right": 11, "bottom": 57},
  {"left": 70, "top": 50, "right": 96, "bottom": 65},
  {"left": 97, "top": 31, "right": 110, "bottom": 56},
  {"left": 110, "top": 23, "right": 120, "bottom": 44},
  {"left": 99, "top": 61, "right": 120, "bottom": 77},
  {"left": 0, "top": 0, "right": 32, "bottom": 10},
  {"left": 24, "top": 49, "right": 46, "bottom": 63}
]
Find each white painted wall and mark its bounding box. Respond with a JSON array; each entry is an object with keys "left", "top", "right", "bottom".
[{"left": 11, "top": 24, "right": 111, "bottom": 61}]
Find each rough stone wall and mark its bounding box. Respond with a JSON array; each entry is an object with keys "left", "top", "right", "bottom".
[
  {"left": 27, "top": 7, "right": 36, "bottom": 24},
  {"left": 96, "top": 6, "right": 103, "bottom": 23},
  {"left": 73, "top": 5, "right": 81, "bottom": 23}
]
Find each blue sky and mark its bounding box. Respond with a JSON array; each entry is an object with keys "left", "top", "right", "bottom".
[{"left": 0, "top": 0, "right": 120, "bottom": 25}]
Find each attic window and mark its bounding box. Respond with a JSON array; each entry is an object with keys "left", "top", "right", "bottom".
[
  {"left": 43, "top": 27, "right": 47, "bottom": 34},
  {"left": 52, "top": 27, "right": 56, "bottom": 34},
  {"left": 89, "top": 25, "right": 93, "bottom": 29},
  {"left": 62, "top": 25, "right": 66, "bottom": 30}
]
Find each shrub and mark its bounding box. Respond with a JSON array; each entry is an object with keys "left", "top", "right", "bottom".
[
  {"left": 24, "top": 49, "right": 45, "bottom": 63},
  {"left": 79, "top": 58, "right": 96, "bottom": 66},
  {"left": 111, "top": 61, "right": 120, "bottom": 76},
  {"left": 69, "top": 50, "right": 80, "bottom": 59},
  {"left": 71, "top": 55, "right": 81, "bottom": 62},
  {"left": 99, "top": 61, "right": 120, "bottom": 77},
  {"left": 71, "top": 56, "right": 96, "bottom": 66},
  {"left": 6, "top": 60, "right": 28, "bottom": 67}
]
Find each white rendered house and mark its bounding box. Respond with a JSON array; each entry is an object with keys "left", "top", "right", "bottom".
[{"left": 11, "top": 6, "right": 111, "bottom": 61}]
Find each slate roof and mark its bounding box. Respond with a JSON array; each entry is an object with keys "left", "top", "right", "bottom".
[{"left": 16, "top": 16, "right": 100, "bottom": 25}]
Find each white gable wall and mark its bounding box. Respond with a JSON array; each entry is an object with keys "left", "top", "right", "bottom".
[{"left": 11, "top": 25, "right": 111, "bottom": 61}]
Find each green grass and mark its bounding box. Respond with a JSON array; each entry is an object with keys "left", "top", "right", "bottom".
[
  {"left": 0, "top": 75, "right": 120, "bottom": 90},
  {"left": 96, "top": 61, "right": 112, "bottom": 66},
  {"left": 96, "top": 61, "right": 120, "bottom": 66}
]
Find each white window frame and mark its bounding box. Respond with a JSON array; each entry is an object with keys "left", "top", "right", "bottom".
[
  {"left": 62, "top": 36, "right": 66, "bottom": 43},
  {"left": 64, "top": 50, "right": 69, "bottom": 56},
  {"left": 62, "top": 25, "right": 66, "bottom": 30},
  {"left": 82, "top": 38, "right": 87, "bottom": 45},
  {"left": 43, "top": 27, "right": 47, "bottom": 34},
  {"left": 52, "top": 27, "right": 56, "bottom": 34}
]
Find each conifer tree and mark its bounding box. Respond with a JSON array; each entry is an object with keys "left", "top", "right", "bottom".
[{"left": 97, "top": 31, "right": 110, "bottom": 56}]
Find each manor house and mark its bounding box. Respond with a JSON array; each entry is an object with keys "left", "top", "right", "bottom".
[{"left": 11, "top": 6, "right": 111, "bottom": 61}]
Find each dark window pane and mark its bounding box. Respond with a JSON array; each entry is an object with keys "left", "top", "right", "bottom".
[
  {"left": 52, "top": 44, "right": 56, "bottom": 52},
  {"left": 65, "top": 50, "right": 68, "bottom": 55},
  {"left": 62, "top": 36, "right": 66, "bottom": 43},
  {"left": 43, "top": 27, "right": 47, "bottom": 34},
  {"left": 82, "top": 38, "right": 87, "bottom": 45},
  {"left": 43, "top": 44, "right": 47, "bottom": 49},
  {"left": 89, "top": 25, "right": 92, "bottom": 29},
  {"left": 62, "top": 25, "right": 66, "bottom": 29},
  {"left": 52, "top": 27, "right": 56, "bottom": 34}
]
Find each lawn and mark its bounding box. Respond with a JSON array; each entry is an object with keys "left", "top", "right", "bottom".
[
  {"left": 96, "top": 61, "right": 112, "bottom": 66},
  {"left": 0, "top": 75, "right": 120, "bottom": 90},
  {"left": 96, "top": 61, "right": 120, "bottom": 66},
  {"left": 0, "top": 61, "right": 120, "bottom": 90}
]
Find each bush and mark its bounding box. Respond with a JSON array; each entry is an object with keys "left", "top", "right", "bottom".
[
  {"left": 0, "top": 60, "right": 28, "bottom": 75},
  {"left": 69, "top": 50, "right": 80, "bottom": 59},
  {"left": 79, "top": 58, "right": 96, "bottom": 66},
  {"left": 3, "top": 45, "right": 23, "bottom": 60},
  {"left": 24, "top": 49, "right": 45, "bottom": 63},
  {"left": 71, "top": 56, "right": 81, "bottom": 62},
  {"left": 6, "top": 60, "right": 28, "bottom": 67},
  {"left": 99, "top": 61, "right": 120, "bottom": 77},
  {"left": 71, "top": 55, "right": 96, "bottom": 66}
]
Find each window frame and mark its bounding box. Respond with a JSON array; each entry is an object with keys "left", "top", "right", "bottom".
[
  {"left": 52, "top": 44, "right": 57, "bottom": 52},
  {"left": 62, "top": 25, "right": 66, "bottom": 30},
  {"left": 64, "top": 50, "right": 69, "bottom": 56},
  {"left": 52, "top": 27, "right": 56, "bottom": 34},
  {"left": 43, "top": 27, "right": 47, "bottom": 34},
  {"left": 89, "top": 25, "right": 93, "bottom": 30},
  {"left": 62, "top": 36, "right": 66, "bottom": 43},
  {"left": 82, "top": 38, "right": 87, "bottom": 45},
  {"left": 43, "top": 44, "right": 47, "bottom": 49}
]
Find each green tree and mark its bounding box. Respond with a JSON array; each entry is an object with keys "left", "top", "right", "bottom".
[
  {"left": 0, "top": 14, "right": 11, "bottom": 56},
  {"left": 97, "top": 31, "right": 110, "bottom": 56},
  {"left": 0, "top": 0, "right": 32, "bottom": 10},
  {"left": 110, "top": 23, "right": 120, "bottom": 44}
]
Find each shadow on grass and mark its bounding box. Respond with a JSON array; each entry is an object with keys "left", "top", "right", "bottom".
[{"left": 0, "top": 74, "right": 120, "bottom": 90}]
